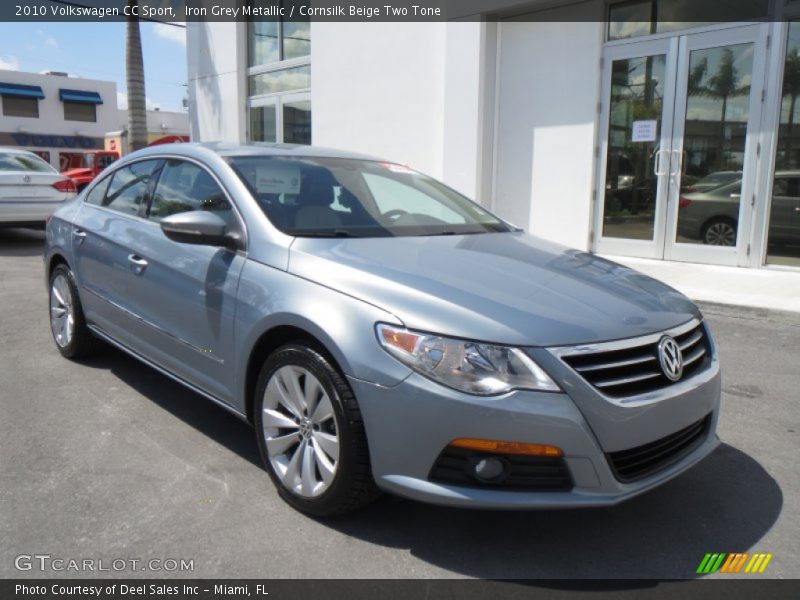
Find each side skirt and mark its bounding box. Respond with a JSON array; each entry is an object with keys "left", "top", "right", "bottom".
[{"left": 87, "top": 324, "right": 250, "bottom": 424}]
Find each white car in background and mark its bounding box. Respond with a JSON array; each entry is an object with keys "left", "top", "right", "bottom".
[{"left": 0, "top": 148, "right": 76, "bottom": 228}]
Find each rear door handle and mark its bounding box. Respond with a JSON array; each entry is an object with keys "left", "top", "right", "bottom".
[
  {"left": 128, "top": 254, "right": 149, "bottom": 274},
  {"left": 72, "top": 229, "right": 87, "bottom": 244}
]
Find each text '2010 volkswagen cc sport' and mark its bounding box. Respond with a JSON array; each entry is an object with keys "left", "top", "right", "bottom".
[{"left": 44, "top": 143, "right": 721, "bottom": 516}]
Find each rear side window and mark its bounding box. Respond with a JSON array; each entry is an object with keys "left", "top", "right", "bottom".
[
  {"left": 0, "top": 152, "right": 56, "bottom": 173},
  {"left": 148, "top": 159, "right": 234, "bottom": 226},
  {"left": 100, "top": 160, "right": 160, "bottom": 216},
  {"left": 84, "top": 176, "right": 111, "bottom": 206}
]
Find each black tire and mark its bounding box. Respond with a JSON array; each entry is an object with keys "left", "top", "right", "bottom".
[
  {"left": 701, "top": 217, "right": 737, "bottom": 246},
  {"left": 254, "top": 342, "right": 379, "bottom": 516},
  {"left": 48, "top": 264, "right": 101, "bottom": 359}
]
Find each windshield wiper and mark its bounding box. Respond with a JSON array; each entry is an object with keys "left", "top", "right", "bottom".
[{"left": 293, "top": 229, "right": 361, "bottom": 238}]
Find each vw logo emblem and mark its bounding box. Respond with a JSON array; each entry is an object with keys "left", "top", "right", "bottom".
[
  {"left": 658, "top": 336, "right": 683, "bottom": 382},
  {"left": 23, "top": 175, "right": 31, "bottom": 183}
]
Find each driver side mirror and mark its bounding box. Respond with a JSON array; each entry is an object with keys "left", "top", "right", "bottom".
[{"left": 160, "top": 211, "right": 240, "bottom": 249}]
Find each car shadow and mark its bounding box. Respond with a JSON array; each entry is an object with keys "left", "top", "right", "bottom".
[
  {"left": 326, "top": 443, "right": 782, "bottom": 581},
  {"left": 77, "top": 345, "right": 261, "bottom": 468},
  {"left": 0, "top": 227, "right": 46, "bottom": 257},
  {"left": 76, "top": 346, "right": 782, "bottom": 583}
]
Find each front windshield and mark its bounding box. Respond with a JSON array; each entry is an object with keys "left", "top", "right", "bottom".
[{"left": 227, "top": 156, "right": 512, "bottom": 237}]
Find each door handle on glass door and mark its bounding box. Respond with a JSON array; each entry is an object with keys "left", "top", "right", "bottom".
[{"left": 654, "top": 149, "right": 669, "bottom": 176}]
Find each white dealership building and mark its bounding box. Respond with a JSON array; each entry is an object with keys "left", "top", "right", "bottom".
[{"left": 186, "top": 0, "right": 800, "bottom": 298}]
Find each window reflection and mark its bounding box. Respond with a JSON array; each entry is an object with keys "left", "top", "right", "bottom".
[
  {"left": 675, "top": 43, "right": 753, "bottom": 247},
  {"left": 768, "top": 22, "right": 800, "bottom": 266},
  {"left": 602, "top": 54, "right": 665, "bottom": 240}
]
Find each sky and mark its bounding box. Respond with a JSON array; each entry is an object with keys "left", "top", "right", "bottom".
[{"left": 0, "top": 21, "right": 187, "bottom": 112}]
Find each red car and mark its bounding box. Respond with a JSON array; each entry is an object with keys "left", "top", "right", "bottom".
[{"left": 61, "top": 150, "right": 119, "bottom": 192}]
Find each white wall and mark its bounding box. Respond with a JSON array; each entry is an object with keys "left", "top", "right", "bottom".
[
  {"left": 187, "top": 22, "right": 247, "bottom": 143},
  {"left": 494, "top": 2, "right": 604, "bottom": 248},
  {"left": 310, "top": 22, "right": 446, "bottom": 179}
]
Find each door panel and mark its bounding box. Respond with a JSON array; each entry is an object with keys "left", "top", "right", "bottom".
[
  {"left": 71, "top": 205, "right": 137, "bottom": 344},
  {"left": 124, "top": 160, "right": 245, "bottom": 403},
  {"left": 71, "top": 160, "right": 161, "bottom": 343}
]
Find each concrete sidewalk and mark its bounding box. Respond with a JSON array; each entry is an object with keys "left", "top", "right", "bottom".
[{"left": 605, "top": 255, "right": 800, "bottom": 314}]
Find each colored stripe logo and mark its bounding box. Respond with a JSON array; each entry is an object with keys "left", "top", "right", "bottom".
[{"left": 696, "top": 552, "right": 773, "bottom": 574}]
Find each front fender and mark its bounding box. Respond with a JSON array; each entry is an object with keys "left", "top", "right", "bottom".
[{"left": 233, "top": 259, "right": 413, "bottom": 413}]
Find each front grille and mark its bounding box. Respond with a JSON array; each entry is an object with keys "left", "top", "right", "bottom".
[
  {"left": 429, "top": 446, "right": 573, "bottom": 491},
  {"left": 560, "top": 321, "right": 710, "bottom": 398},
  {"left": 607, "top": 414, "right": 711, "bottom": 482}
]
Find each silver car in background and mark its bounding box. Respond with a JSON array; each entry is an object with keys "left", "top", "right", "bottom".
[
  {"left": 0, "top": 148, "right": 76, "bottom": 227},
  {"left": 44, "top": 143, "right": 721, "bottom": 516}
]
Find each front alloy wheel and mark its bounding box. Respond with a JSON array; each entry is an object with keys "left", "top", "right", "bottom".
[
  {"left": 254, "top": 343, "right": 378, "bottom": 516},
  {"left": 262, "top": 365, "right": 340, "bottom": 498}
]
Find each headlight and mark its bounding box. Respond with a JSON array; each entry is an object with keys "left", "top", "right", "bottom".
[{"left": 375, "top": 324, "right": 560, "bottom": 396}]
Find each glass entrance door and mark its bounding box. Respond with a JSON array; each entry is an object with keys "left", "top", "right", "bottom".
[{"left": 596, "top": 25, "right": 769, "bottom": 266}]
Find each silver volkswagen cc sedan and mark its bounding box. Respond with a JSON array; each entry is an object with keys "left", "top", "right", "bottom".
[{"left": 44, "top": 143, "right": 720, "bottom": 516}]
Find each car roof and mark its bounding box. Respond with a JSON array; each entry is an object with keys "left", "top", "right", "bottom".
[{"left": 123, "top": 142, "right": 387, "bottom": 163}]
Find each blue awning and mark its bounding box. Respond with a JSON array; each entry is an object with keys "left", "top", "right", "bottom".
[
  {"left": 0, "top": 82, "right": 45, "bottom": 99},
  {"left": 59, "top": 89, "right": 103, "bottom": 105}
]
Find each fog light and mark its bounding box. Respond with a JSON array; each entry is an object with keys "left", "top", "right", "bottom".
[{"left": 473, "top": 457, "right": 505, "bottom": 481}]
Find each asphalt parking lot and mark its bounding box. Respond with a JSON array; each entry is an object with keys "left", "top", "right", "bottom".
[{"left": 1, "top": 227, "right": 798, "bottom": 581}]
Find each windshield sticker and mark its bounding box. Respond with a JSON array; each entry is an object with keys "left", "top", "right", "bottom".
[
  {"left": 379, "top": 162, "right": 416, "bottom": 175},
  {"left": 255, "top": 164, "right": 301, "bottom": 194}
]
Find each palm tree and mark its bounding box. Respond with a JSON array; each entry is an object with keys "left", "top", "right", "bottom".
[
  {"left": 690, "top": 49, "right": 750, "bottom": 168},
  {"left": 781, "top": 48, "right": 800, "bottom": 163},
  {"left": 126, "top": 0, "right": 148, "bottom": 152}
]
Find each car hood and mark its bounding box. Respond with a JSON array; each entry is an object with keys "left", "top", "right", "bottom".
[{"left": 288, "top": 232, "right": 700, "bottom": 347}]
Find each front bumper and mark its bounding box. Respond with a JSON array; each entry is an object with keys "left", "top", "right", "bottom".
[{"left": 349, "top": 339, "right": 721, "bottom": 509}]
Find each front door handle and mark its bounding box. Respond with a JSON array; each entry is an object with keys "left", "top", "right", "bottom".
[
  {"left": 72, "top": 229, "right": 87, "bottom": 245},
  {"left": 128, "top": 254, "right": 149, "bottom": 274}
]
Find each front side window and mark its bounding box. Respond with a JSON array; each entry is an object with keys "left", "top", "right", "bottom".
[
  {"left": 100, "top": 160, "right": 160, "bottom": 216},
  {"left": 148, "top": 159, "right": 234, "bottom": 226},
  {"left": 228, "top": 156, "right": 511, "bottom": 238},
  {"left": 63, "top": 101, "right": 97, "bottom": 122},
  {"left": 2, "top": 96, "right": 39, "bottom": 118}
]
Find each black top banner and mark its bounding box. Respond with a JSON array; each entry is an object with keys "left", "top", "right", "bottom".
[{"left": 0, "top": 0, "right": 782, "bottom": 23}]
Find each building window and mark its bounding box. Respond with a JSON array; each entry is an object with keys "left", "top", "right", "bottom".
[
  {"left": 2, "top": 96, "right": 39, "bottom": 118},
  {"left": 607, "top": 0, "right": 769, "bottom": 41},
  {"left": 247, "top": 3, "right": 311, "bottom": 145},
  {"left": 248, "top": 2, "right": 310, "bottom": 66},
  {"left": 63, "top": 101, "right": 97, "bottom": 122}
]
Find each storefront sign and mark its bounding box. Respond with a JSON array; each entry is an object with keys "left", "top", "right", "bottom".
[{"left": 0, "top": 132, "right": 101, "bottom": 149}]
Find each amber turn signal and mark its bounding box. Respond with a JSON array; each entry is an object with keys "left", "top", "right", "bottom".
[{"left": 450, "top": 438, "right": 563, "bottom": 457}]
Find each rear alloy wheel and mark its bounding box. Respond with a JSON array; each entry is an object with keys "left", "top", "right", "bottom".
[
  {"left": 49, "top": 264, "right": 100, "bottom": 358},
  {"left": 254, "top": 343, "right": 378, "bottom": 516},
  {"left": 702, "top": 219, "right": 737, "bottom": 246}
]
